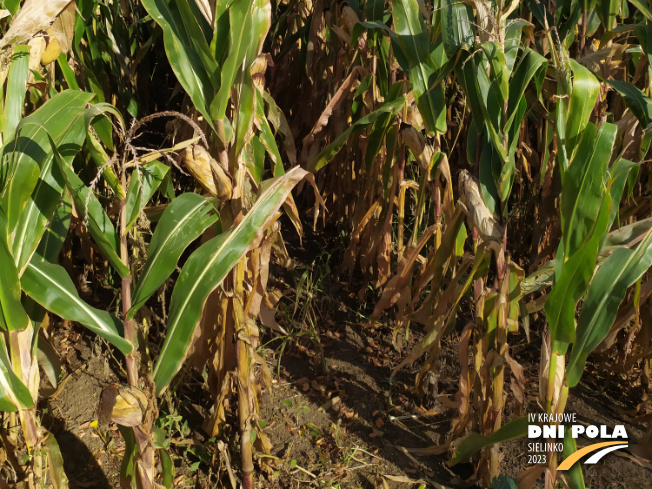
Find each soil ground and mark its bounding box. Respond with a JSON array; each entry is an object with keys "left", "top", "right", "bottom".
[{"left": 39, "top": 224, "right": 652, "bottom": 488}]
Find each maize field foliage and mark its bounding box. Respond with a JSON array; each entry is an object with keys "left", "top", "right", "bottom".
[{"left": 0, "top": 0, "right": 650, "bottom": 487}]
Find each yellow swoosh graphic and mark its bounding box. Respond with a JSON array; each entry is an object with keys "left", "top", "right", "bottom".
[{"left": 558, "top": 441, "right": 627, "bottom": 470}]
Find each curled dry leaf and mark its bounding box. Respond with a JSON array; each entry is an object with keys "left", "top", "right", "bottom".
[
  {"left": 183, "top": 144, "right": 233, "bottom": 201},
  {"left": 401, "top": 126, "right": 434, "bottom": 170},
  {"left": 405, "top": 98, "right": 425, "bottom": 130},
  {"left": 505, "top": 347, "right": 526, "bottom": 404},
  {"left": 98, "top": 384, "right": 148, "bottom": 427},
  {"left": 250, "top": 54, "right": 270, "bottom": 91},
  {"left": 458, "top": 170, "right": 503, "bottom": 243}
]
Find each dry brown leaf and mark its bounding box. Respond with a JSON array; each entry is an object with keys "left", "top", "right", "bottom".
[
  {"left": 372, "top": 225, "right": 437, "bottom": 318},
  {"left": 517, "top": 464, "right": 546, "bottom": 489},
  {"left": 0, "top": 0, "right": 72, "bottom": 51},
  {"left": 301, "top": 65, "right": 367, "bottom": 165},
  {"left": 505, "top": 346, "right": 526, "bottom": 404}
]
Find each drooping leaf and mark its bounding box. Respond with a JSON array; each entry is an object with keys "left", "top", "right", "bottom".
[
  {"left": 566, "top": 229, "right": 652, "bottom": 386},
  {"left": 57, "top": 162, "right": 129, "bottom": 278},
  {"left": 10, "top": 90, "right": 94, "bottom": 270},
  {"left": 604, "top": 79, "right": 652, "bottom": 126},
  {"left": 21, "top": 258, "right": 132, "bottom": 355}
]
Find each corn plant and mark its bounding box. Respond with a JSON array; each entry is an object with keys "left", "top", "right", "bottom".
[
  {"left": 137, "top": 1, "right": 326, "bottom": 487},
  {"left": 305, "top": 0, "right": 652, "bottom": 486},
  {"left": 0, "top": 70, "right": 119, "bottom": 489}
]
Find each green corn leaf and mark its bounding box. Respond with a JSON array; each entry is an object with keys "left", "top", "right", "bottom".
[
  {"left": 458, "top": 52, "right": 486, "bottom": 133},
  {"left": 0, "top": 333, "right": 33, "bottom": 409},
  {"left": 607, "top": 159, "right": 637, "bottom": 229},
  {"left": 57, "top": 162, "right": 129, "bottom": 278},
  {"left": 545, "top": 199, "right": 610, "bottom": 350},
  {"left": 601, "top": 216, "right": 652, "bottom": 252},
  {"left": 505, "top": 49, "right": 547, "bottom": 134},
  {"left": 21, "top": 258, "right": 132, "bottom": 355},
  {"left": 628, "top": 0, "right": 652, "bottom": 20},
  {"left": 129, "top": 193, "right": 219, "bottom": 317},
  {"left": 159, "top": 448, "right": 173, "bottom": 488},
  {"left": 566, "top": 60, "right": 600, "bottom": 157},
  {"left": 140, "top": 0, "right": 216, "bottom": 131},
  {"left": 0, "top": 383, "right": 18, "bottom": 412},
  {"left": 57, "top": 52, "right": 80, "bottom": 90},
  {"left": 504, "top": 20, "right": 531, "bottom": 73},
  {"left": 246, "top": 0, "right": 272, "bottom": 65},
  {"left": 366, "top": 0, "right": 385, "bottom": 22},
  {"left": 124, "top": 161, "right": 170, "bottom": 234},
  {"left": 0, "top": 214, "right": 30, "bottom": 333},
  {"left": 3, "top": 45, "right": 30, "bottom": 138},
  {"left": 440, "top": 0, "right": 474, "bottom": 58},
  {"left": 451, "top": 417, "right": 528, "bottom": 465},
  {"left": 482, "top": 43, "right": 510, "bottom": 103},
  {"left": 255, "top": 96, "right": 284, "bottom": 178},
  {"left": 392, "top": 0, "right": 446, "bottom": 134},
  {"left": 234, "top": 72, "right": 256, "bottom": 160},
  {"left": 0, "top": 140, "right": 39, "bottom": 238},
  {"left": 598, "top": 0, "right": 620, "bottom": 29},
  {"left": 36, "top": 193, "right": 72, "bottom": 264},
  {"left": 365, "top": 112, "right": 394, "bottom": 173},
  {"left": 562, "top": 123, "right": 616, "bottom": 257},
  {"left": 11, "top": 91, "right": 93, "bottom": 270},
  {"left": 566, "top": 228, "right": 652, "bottom": 387},
  {"left": 562, "top": 430, "right": 586, "bottom": 489},
  {"left": 474, "top": 125, "right": 501, "bottom": 215},
  {"left": 604, "top": 79, "right": 652, "bottom": 126},
  {"left": 86, "top": 131, "right": 125, "bottom": 200},
  {"left": 245, "top": 136, "right": 266, "bottom": 184},
  {"left": 211, "top": 0, "right": 270, "bottom": 122},
  {"left": 3, "top": 0, "right": 20, "bottom": 15},
  {"left": 153, "top": 167, "right": 312, "bottom": 395}
]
